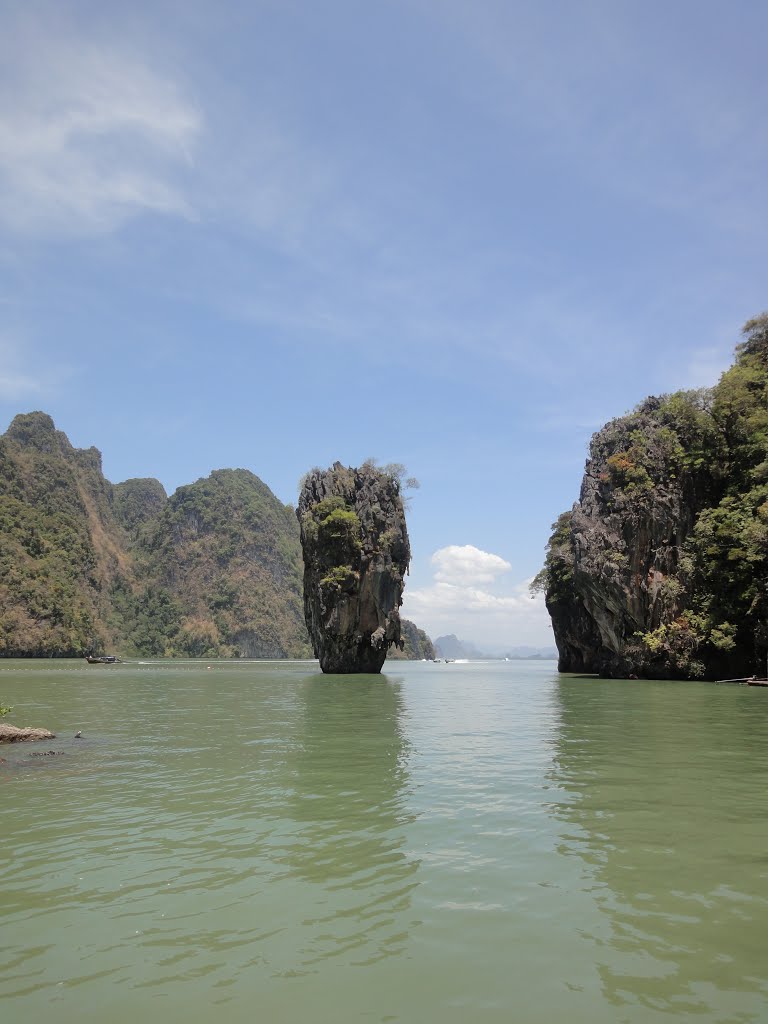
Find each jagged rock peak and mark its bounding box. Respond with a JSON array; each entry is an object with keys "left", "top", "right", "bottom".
[
  {"left": 5, "top": 411, "right": 73, "bottom": 455},
  {"left": 297, "top": 461, "right": 411, "bottom": 674},
  {"left": 113, "top": 477, "right": 168, "bottom": 534}
]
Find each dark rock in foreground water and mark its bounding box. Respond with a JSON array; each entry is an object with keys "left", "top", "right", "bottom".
[{"left": 298, "top": 462, "right": 410, "bottom": 673}]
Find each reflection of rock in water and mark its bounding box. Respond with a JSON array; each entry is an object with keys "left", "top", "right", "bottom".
[
  {"left": 549, "top": 678, "right": 768, "bottom": 1019},
  {"left": 284, "top": 675, "right": 419, "bottom": 965}
]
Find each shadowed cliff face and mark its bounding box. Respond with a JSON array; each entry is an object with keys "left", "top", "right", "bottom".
[
  {"left": 542, "top": 315, "right": 768, "bottom": 680},
  {"left": 545, "top": 402, "right": 717, "bottom": 677},
  {"left": 297, "top": 463, "right": 410, "bottom": 673}
]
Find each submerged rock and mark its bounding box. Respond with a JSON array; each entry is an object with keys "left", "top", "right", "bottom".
[
  {"left": 298, "top": 462, "right": 411, "bottom": 673},
  {"left": 0, "top": 724, "right": 56, "bottom": 742}
]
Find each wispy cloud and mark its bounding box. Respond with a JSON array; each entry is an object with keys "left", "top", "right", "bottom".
[
  {"left": 0, "top": 17, "right": 201, "bottom": 236},
  {"left": 0, "top": 369, "right": 41, "bottom": 402},
  {"left": 0, "top": 334, "right": 52, "bottom": 399},
  {"left": 425, "top": 1, "right": 768, "bottom": 232}
]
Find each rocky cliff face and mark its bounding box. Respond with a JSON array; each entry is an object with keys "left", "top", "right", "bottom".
[
  {"left": 298, "top": 462, "right": 411, "bottom": 673},
  {"left": 0, "top": 412, "right": 310, "bottom": 658},
  {"left": 544, "top": 400, "right": 717, "bottom": 677},
  {"left": 387, "top": 619, "right": 435, "bottom": 660},
  {"left": 0, "top": 412, "right": 133, "bottom": 656},
  {"left": 143, "top": 469, "right": 309, "bottom": 658},
  {"left": 113, "top": 478, "right": 168, "bottom": 536},
  {"left": 541, "top": 315, "right": 768, "bottom": 680}
]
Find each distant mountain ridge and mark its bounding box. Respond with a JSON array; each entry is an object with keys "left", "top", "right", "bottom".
[
  {"left": 434, "top": 634, "right": 483, "bottom": 659},
  {"left": 500, "top": 645, "right": 558, "bottom": 660},
  {"left": 434, "top": 634, "right": 557, "bottom": 660},
  {"left": 0, "top": 412, "right": 438, "bottom": 661},
  {"left": 0, "top": 412, "right": 310, "bottom": 658}
]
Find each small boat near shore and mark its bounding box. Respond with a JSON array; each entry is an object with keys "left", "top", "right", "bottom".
[
  {"left": 716, "top": 655, "right": 768, "bottom": 686},
  {"left": 85, "top": 655, "right": 120, "bottom": 664},
  {"left": 715, "top": 675, "right": 768, "bottom": 686}
]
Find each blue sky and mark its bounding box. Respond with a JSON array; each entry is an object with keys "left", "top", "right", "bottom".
[{"left": 1, "top": 0, "right": 766, "bottom": 649}]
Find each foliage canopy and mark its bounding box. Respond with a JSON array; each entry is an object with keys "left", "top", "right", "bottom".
[{"left": 537, "top": 312, "right": 768, "bottom": 677}]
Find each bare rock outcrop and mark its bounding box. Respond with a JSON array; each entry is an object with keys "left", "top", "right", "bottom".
[
  {"left": 541, "top": 317, "right": 768, "bottom": 680},
  {"left": 543, "top": 397, "right": 721, "bottom": 678},
  {"left": 297, "top": 463, "right": 410, "bottom": 673},
  {"left": 0, "top": 724, "right": 56, "bottom": 742}
]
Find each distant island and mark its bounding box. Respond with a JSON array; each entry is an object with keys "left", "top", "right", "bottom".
[
  {"left": 433, "top": 635, "right": 557, "bottom": 660},
  {"left": 537, "top": 313, "right": 768, "bottom": 680}
]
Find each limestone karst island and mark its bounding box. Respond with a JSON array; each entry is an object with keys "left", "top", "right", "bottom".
[
  {"left": 298, "top": 462, "right": 410, "bottom": 673},
  {"left": 537, "top": 312, "right": 768, "bottom": 681},
  {"left": 0, "top": 413, "right": 425, "bottom": 669},
  {"left": 1, "top": 314, "right": 767, "bottom": 681}
]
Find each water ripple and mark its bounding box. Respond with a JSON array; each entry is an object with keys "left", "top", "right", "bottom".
[{"left": 2, "top": 661, "right": 768, "bottom": 1022}]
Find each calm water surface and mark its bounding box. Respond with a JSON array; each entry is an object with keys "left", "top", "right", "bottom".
[{"left": 1, "top": 660, "right": 767, "bottom": 1023}]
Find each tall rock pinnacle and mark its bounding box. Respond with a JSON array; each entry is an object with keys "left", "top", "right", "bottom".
[{"left": 297, "top": 462, "right": 411, "bottom": 673}]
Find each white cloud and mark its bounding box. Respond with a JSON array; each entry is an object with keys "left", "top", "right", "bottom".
[
  {"left": 432, "top": 544, "right": 511, "bottom": 585},
  {"left": 0, "top": 22, "right": 201, "bottom": 236},
  {"left": 403, "top": 546, "right": 554, "bottom": 650}
]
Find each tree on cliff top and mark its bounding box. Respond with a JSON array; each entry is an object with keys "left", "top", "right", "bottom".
[
  {"left": 737, "top": 311, "right": 768, "bottom": 362},
  {"left": 361, "top": 458, "right": 420, "bottom": 491}
]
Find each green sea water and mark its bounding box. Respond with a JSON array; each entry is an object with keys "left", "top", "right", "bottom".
[{"left": 1, "top": 659, "right": 767, "bottom": 1023}]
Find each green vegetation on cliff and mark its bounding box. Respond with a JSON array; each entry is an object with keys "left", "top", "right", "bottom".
[
  {"left": 113, "top": 477, "right": 168, "bottom": 536},
  {"left": 301, "top": 493, "right": 363, "bottom": 599},
  {"left": 139, "top": 469, "right": 309, "bottom": 658},
  {"left": 0, "top": 413, "right": 124, "bottom": 656},
  {"left": 0, "top": 414, "right": 311, "bottom": 658},
  {"left": 538, "top": 314, "right": 768, "bottom": 679},
  {"left": 387, "top": 619, "right": 436, "bottom": 660},
  {"left": 298, "top": 462, "right": 411, "bottom": 673}
]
